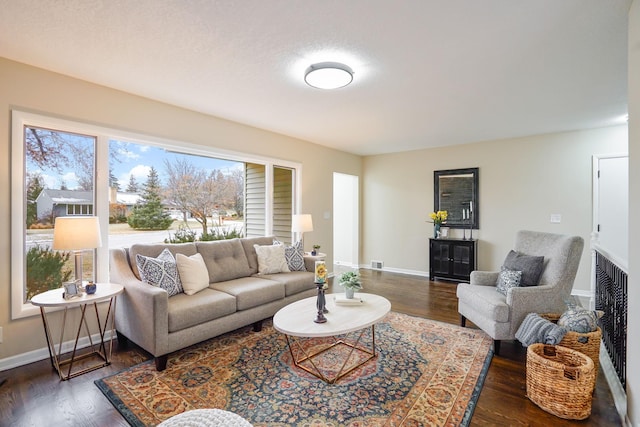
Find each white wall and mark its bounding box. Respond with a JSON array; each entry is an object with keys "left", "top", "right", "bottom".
[
  {"left": 362, "top": 126, "right": 628, "bottom": 295},
  {"left": 627, "top": 1, "right": 639, "bottom": 425}
]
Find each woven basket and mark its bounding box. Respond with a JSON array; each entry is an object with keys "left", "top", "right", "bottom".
[
  {"left": 540, "top": 313, "right": 601, "bottom": 374},
  {"left": 526, "top": 344, "right": 595, "bottom": 420}
]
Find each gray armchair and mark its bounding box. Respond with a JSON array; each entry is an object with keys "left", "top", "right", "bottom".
[{"left": 457, "top": 230, "right": 584, "bottom": 355}]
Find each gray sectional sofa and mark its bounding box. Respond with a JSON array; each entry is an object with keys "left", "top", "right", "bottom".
[{"left": 109, "top": 236, "right": 317, "bottom": 370}]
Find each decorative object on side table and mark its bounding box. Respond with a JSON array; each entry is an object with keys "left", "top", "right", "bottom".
[
  {"left": 469, "top": 201, "right": 474, "bottom": 239},
  {"left": 428, "top": 210, "right": 448, "bottom": 239},
  {"left": 338, "top": 271, "right": 363, "bottom": 299},
  {"left": 461, "top": 201, "right": 474, "bottom": 240},
  {"left": 62, "top": 281, "right": 81, "bottom": 300},
  {"left": 314, "top": 261, "right": 328, "bottom": 323},
  {"left": 85, "top": 281, "right": 97, "bottom": 294},
  {"left": 311, "top": 244, "right": 321, "bottom": 256}
]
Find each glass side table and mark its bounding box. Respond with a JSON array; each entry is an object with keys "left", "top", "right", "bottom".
[{"left": 30, "top": 283, "right": 123, "bottom": 380}]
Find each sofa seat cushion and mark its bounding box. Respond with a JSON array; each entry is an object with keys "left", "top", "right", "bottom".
[
  {"left": 259, "top": 271, "right": 315, "bottom": 296},
  {"left": 196, "top": 239, "right": 253, "bottom": 283},
  {"left": 129, "top": 243, "right": 197, "bottom": 280},
  {"left": 167, "top": 289, "right": 237, "bottom": 333},
  {"left": 456, "top": 283, "right": 510, "bottom": 323},
  {"left": 210, "top": 277, "right": 285, "bottom": 311}
]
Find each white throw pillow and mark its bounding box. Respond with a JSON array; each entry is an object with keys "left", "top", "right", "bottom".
[
  {"left": 254, "top": 244, "right": 290, "bottom": 274},
  {"left": 176, "top": 253, "right": 210, "bottom": 295}
]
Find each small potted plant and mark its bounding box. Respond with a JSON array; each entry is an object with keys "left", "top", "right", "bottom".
[
  {"left": 338, "top": 271, "right": 363, "bottom": 299},
  {"left": 311, "top": 244, "right": 321, "bottom": 256}
]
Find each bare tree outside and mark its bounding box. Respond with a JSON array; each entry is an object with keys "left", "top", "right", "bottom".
[
  {"left": 164, "top": 158, "right": 205, "bottom": 223},
  {"left": 164, "top": 158, "right": 243, "bottom": 236}
]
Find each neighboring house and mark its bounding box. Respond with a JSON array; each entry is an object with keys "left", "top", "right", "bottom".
[
  {"left": 35, "top": 189, "right": 93, "bottom": 220},
  {"left": 36, "top": 188, "right": 146, "bottom": 221},
  {"left": 109, "top": 188, "right": 143, "bottom": 217}
]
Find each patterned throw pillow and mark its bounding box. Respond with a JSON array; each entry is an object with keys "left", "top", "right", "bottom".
[
  {"left": 495, "top": 267, "right": 522, "bottom": 295},
  {"left": 558, "top": 307, "right": 603, "bottom": 333},
  {"left": 135, "top": 248, "right": 183, "bottom": 296},
  {"left": 274, "top": 239, "right": 306, "bottom": 271}
]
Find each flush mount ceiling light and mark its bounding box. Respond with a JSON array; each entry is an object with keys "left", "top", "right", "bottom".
[{"left": 304, "top": 62, "right": 354, "bottom": 89}]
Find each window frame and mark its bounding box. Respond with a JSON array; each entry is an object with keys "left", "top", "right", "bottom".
[{"left": 11, "top": 110, "right": 302, "bottom": 319}]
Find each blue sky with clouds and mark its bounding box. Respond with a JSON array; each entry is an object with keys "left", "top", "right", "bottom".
[
  {"left": 29, "top": 137, "right": 243, "bottom": 191},
  {"left": 110, "top": 140, "right": 242, "bottom": 191}
]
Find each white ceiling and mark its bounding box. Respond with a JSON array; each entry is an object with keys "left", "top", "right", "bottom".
[{"left": 0, "top": 0, "right": 631, "bottom": 156}]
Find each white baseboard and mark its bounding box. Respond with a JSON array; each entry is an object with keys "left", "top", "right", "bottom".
[
  {"left": 359, "top": 264, "right": 430, "bottom": 277},
  {"left": 0, "top": 330, "right": 115, "bottom": 371}
]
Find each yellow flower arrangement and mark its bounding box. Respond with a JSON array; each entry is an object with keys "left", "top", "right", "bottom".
[{"left": 429, "top": 210, "right": 448, "bottom": 225}]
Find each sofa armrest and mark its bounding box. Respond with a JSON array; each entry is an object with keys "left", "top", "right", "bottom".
[
  {"left": 507, "top": 284, "right": 566, "bottom": 313},
  {"left": 109, "top": 249, "right": 169, "bottom": 356},
  {"left": 303, "top": 254, "right": 323, "bottom": 272},
  {"left": 469, "top": 270, "right": 500, "bottom": 286}
]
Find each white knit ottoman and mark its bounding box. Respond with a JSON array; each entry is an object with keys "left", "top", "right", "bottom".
[{"left": 158, "top": 409, "right": 252, "bottom": 426}]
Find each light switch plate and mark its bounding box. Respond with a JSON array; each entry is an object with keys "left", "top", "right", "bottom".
[{"left": 550, "top": 214, "right": 562, "bottom": 223}]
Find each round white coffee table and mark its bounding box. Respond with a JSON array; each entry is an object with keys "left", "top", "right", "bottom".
[{"left": 273, "top": 293, "right": 391, "bottom": 383}]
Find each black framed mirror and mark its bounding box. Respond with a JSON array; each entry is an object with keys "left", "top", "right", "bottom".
[{"left": 434, "top": 167, "right": 479, "bottom": 229}]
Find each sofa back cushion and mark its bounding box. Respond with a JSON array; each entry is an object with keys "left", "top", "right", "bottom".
[
  {"left": 196, "top": 239, "right": 253, "bottom": 283},
  {"left": 129, "top": 243, "right": 197, "bottom": 280},
  {"left": 240, "top": 236, "right": 276, "bottom": 274}
]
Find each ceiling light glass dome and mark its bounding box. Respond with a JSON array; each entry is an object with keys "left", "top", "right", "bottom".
[{"left": 304, "top": 62, "right": 354, "bottom": 89}]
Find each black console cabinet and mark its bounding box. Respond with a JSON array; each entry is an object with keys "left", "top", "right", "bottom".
[{"left": 429, "top": 238, "right": 477, "bottom": 282}]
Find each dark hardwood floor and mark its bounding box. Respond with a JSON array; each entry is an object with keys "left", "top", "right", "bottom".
[{"left": 0, "top": 269, "right": 621, "bottom": 426}]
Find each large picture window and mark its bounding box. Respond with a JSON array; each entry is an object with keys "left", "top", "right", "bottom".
[{"left": 11, "top": 111, "right": 301, "bottom": 319}]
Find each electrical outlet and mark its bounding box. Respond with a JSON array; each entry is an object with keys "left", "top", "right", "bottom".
[
  {"left": 550, "top": 214, "right": 562, "bottom": 223},
  {"left": 0, "top": 326, "right": 3, "bottom": 343}
]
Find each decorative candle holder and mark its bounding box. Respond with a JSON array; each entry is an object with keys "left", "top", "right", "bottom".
[
  {"left": 314, "top": 282, "right": 328, "bottom": 323},
  {"left": 314, "top": 261, "right": 328, "bottom": 323}
]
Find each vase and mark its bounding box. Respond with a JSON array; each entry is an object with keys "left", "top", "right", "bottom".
[
  {"left": 434, "top": 223, "right": 441, "bottom": 239},
  {"left": 345, "top": 287, "right": 355, "bottom": 299}
]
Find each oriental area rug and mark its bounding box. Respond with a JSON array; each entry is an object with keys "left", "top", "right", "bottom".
[{"left": 95, "top": 312, "right": 493, "bottom": 426}]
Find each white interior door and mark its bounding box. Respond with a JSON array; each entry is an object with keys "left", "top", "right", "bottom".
[
  {"left": 594, "top": 154, "right": 628, "bottom": 267},
  {"left": 333, "top": 173, "right": 359, "bottom": 268}
]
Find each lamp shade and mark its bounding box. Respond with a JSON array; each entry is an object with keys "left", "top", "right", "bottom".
[
  {"left": 53, "top": 216, "right": 102, "bottom": 250},
  {"left": 292, "top": 214, "right": 314, "bottom": 233}
]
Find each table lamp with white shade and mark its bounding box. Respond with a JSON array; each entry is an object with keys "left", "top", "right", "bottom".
[
  {"left": 52, "top": 216, "right": 102, "bottom": 285},
  {"left": 291, "top": 214, "right": 313, "bottom": 250}
]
